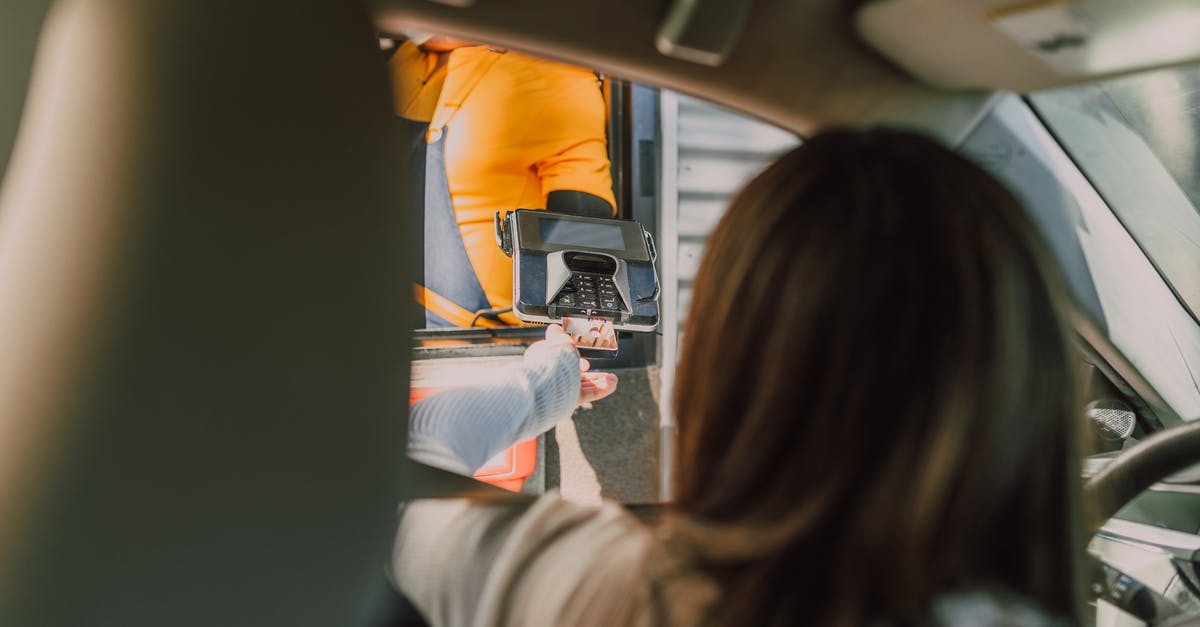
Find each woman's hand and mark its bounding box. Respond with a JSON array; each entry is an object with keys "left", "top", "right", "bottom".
[
  {"left": 544, "top": 324, "right": 618, "bottom": 405},
  {"left": 579, "top": 356, "right": 618, "bottom": 405}
]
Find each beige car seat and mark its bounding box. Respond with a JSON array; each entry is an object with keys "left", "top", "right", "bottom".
[{"left": 0, "top": 1, "right": 421, "bottom": 624}]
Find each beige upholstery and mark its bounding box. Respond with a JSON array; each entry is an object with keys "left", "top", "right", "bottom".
[
  {"left": 0, "top": 0, "right": 52, "bottom": 183},
  {"left": 0, "top": 1, "right": 417, "bottom": 624}
]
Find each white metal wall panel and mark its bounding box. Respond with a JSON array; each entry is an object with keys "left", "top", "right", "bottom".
[
  {"left": 657, "top": 91, "right": 799, "bottom": 498},
  {"left": 670, "top": 93, "right": 799, "bottom": 332}
]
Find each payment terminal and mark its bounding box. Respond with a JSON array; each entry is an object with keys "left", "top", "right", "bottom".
[{"left": 495, "top": 210, "right": 660, "bottom": 337}]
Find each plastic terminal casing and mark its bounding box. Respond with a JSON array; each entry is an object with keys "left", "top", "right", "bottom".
[{"left": 501, "top": 209, "right": 659, "bottom": 332}]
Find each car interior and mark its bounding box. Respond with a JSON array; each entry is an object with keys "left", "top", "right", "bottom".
[{"left": 3, "top": 0, "right": 1200, "bottom": 625}]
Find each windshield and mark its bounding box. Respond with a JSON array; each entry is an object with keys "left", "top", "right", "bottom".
[{"left": 1029, "top": 64, "right": 1200, "bottom": 322}]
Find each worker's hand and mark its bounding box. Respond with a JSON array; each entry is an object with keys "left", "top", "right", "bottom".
[{"left": 544, "top": 325, "right": 618, "bottom": 405}]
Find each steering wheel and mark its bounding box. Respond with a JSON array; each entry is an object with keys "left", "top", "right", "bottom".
[
  {"left": 1085, "top": 420, "right": 1200, "bottom": 624},
  {"left": 1086, "top": 420, "right": 1200, "bottom": 523}
]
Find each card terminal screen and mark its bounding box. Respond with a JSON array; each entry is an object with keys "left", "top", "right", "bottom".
[{"left": 538, "top": 217, "right": 625, "bottom": 251}]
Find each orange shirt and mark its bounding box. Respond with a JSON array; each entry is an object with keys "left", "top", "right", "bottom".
[{"left": 390, "top": 43, "right": 616, "bottom": 316}]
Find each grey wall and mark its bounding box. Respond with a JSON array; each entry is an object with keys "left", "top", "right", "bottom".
[{"left": 656, "top": 91, "right": 799, "bottom": 498}]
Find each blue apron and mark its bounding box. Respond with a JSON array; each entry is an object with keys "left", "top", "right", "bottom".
[
  {"left": 402, "top": 49, "right": 508, "bottom": 327},
  {"left": 420, "top": 126, "right": 494, "bottom": 328},
  {"left": 398, "top": 115, "right": 497, "bottom": 329}
]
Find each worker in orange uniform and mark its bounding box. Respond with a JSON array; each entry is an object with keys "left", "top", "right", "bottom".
[{"left": 390, "top": 35, "right": 617, "bottom": 328}]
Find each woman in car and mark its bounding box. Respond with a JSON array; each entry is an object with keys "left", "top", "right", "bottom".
[{"left": 397, "top": 127, "right": 1084, "bottom": 626}]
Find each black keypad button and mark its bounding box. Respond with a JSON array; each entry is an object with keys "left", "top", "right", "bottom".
[{"left": 562, "top": 272, "right": 628, "bottom": 313}]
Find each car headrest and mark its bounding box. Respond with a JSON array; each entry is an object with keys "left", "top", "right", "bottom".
[{"left": 0, "top": 2, "right": 414, "bottom": 625}]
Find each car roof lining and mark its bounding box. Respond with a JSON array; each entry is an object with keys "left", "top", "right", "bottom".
[
  {"left": 370, "top": 0, "right": 995, "bottom": 144},
  {"left": 373, "top": 0, "right": 1200, "bottom": 142}
]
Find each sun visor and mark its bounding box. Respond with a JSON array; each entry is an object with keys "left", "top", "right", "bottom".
[{"left": 857, "top": 0, "right": 1200, "bottom": 92}]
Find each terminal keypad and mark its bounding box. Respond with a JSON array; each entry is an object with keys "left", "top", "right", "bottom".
[{"left": 554, "top": 272, "right": 623, "bottom": 314}]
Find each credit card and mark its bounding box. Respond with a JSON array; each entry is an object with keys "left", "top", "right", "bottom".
[{"left": 562, "top": 316, "right": 618, "bottom": 352}]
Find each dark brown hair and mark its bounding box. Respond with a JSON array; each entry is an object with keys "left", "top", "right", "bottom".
[{"left": 670, "top": 127, "right": 1083, "bottom": 626}]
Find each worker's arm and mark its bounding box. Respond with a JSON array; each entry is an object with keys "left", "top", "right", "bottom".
[{"left": 526, "top": 70, "right": 617, "bottom": 217}]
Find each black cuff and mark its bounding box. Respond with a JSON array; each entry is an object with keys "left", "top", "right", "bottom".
[{"left": 545, "top": 190, "right": 614, "bottom": 218}]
